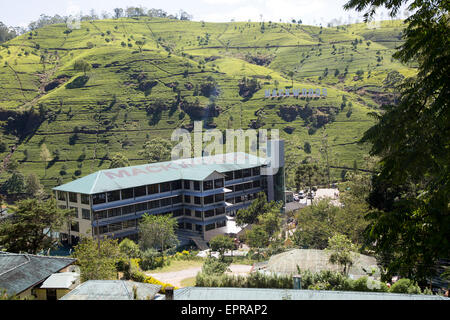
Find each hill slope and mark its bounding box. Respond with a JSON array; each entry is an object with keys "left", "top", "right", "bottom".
[{"left": 0, "top": 18, "right": 415, "bottom": 190}]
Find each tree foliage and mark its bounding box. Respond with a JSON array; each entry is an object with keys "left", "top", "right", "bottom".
[
  {"left": 109, "top": 153, "right": 130, "bottom": 168},
  {"left": 0, "top": 198, "right": 70, "bottom": 254},
  {"left": 345, "top": 0, "right": 450, "bottom": 282},
  {"left": 72, "top": 237, "right": 122, "bottom": 282},
  {"left": 327, "top": 234, "right": 359, "bottom": 275},
  {"left": 235, "top": 192, "right": 280, "bottom": 226},
  {"left": 209, "top": 235, "right": 234, "bottom": 260},
  {"left": 139, "top": 138, "right": 172, "bottom": 163}
]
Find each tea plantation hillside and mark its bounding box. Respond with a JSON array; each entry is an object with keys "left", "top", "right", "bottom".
[{"left": 0, "top": 17, "right": 415, "bottom": 190}]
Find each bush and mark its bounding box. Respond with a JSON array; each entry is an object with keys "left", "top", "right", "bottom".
[
  {"left": 139, "top": 249, "right": 166, "bottom": 270},
  {"left": 201, "top": 257, "right": 230, "bottom": 275},
  {"left": 119, "top": 238, "right": 141, "bottom": 259},
  {"left": 389, "top": 278, "right": 422, "bottom": 294}
]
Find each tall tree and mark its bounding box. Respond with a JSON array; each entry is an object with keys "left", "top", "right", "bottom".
[
  {"left": 72, "top": 237, "right": 122, "bottom": 282},
  {"left": 327, "top": 234, "right": 359, "bottom": 275},
  {"left": 25, "top": 173, "right": 45, "bottom": 199},
  {"left": 344, "top": 0, "right": 450, "bottom": 282},
  {"left": 0, "top": 198, "right": 70, "bottom": 254},
  {"left": 109, "top": 153, "right": 130, "bottom": 169},
  {"left": 209, "top": 235, "right": 234, "bottom": 260},
  {"left": 138, "top": 213, "right": 179, "bottom": 263},
  {"left": 139, "top": 138, "right": 172, "bottom": 163},
  {"left": 235, "top": 192, "right": 280, "bottom": 226},
  {"left": 40, "top": 144, "right": 52, "bottom": 176}
]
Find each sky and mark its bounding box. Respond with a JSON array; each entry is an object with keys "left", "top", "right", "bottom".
[{"left": 1, "top": 0, "right": 412, "bottom": 28}]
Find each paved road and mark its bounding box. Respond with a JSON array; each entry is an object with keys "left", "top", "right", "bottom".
[{"left": 146, "top": 264, "right": 253, "bottom": 287}]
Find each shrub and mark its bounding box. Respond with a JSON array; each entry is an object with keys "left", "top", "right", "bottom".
[
  {"left": 389, "top": 279, "right": 422, "bottom": 294},
  {"left": 201, "top": 257, "right": 230, "bottom": 275},
  {"left": 119, "top": 238, "right": 141, "bottom": 258},
  {"left": 140, "top": 248, "right": 165, "bottom": 270}
]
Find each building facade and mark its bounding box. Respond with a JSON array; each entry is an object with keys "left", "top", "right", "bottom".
[{"left": 53, "top": 143, "right": 284, "bottom": 246}]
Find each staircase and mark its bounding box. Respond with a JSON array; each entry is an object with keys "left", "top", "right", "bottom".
[{"left": 176, "top": 230, "right": 209, "bottom": 250}]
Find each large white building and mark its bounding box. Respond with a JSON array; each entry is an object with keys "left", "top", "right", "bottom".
[{"left": 53, "top": 141, "right": 285, "bottom": 247}]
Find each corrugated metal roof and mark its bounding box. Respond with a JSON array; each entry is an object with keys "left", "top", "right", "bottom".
[
  {"left": 172, "top": 287, "right": 448, "bottom": 300},
  {"left": 53, "top": 152, "right": 267, "bottom": 194},
  {"left": 40, "top": 272, "right": 80, "bottom": 289},
  {"left": 60, "top": 280, "right": 161, "bottom": 300},
  {"left": 0, "top": 252, "right": 76, "bottom": 295}
]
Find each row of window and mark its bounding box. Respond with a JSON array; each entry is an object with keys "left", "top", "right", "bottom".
[
  {"left": 58, "top": 192, "right": 90, "bottom": 204},
  {"left": 177, "top": 219, "right": 226, "bottom": 232},
  {"left": 228, "top": 193, "right": 260, "bottom": 205},
  {"left": 227, "top": 180, "right": 261, "bottom": 193},
  {"left": 98, "top": 219, "right": 137, "bottom": 235},
  {"left": 224, "top": 167, "right": 261, "bottom": 181}
]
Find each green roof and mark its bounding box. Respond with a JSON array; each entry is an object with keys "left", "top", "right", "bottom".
[{"left": 53, "top": 153, "right": 267, "bottom": 195}]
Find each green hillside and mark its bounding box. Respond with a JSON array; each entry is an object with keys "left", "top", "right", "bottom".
[{"left": 0, "top": 17, "right": 415, "bottom": 190}]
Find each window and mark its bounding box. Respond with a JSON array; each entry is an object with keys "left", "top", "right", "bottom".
[
  {"left": 82, "top": 209, "right": 91, "bottom": 220},
  {"left": 216, "top": 220, "right": 226, "bottom": 228},
  {"left": 178, "top": 222, "right": 185, "bottom": 229},
  {"left": 99, "top": 225, "right": 108, "bottom": 234},
  {"left": 195, "top": 224, "right": 202, "bottom": 232},
  {"left": 214, "top": 179, "right": 224, "bottom": 188},
  {"left": 184, "top": 180, "right": 190, "bottom": 189},
  {"left": 95, "top": 210, "right": 108, "bottom": 220},
  {"left": 171, "top": 180, "right": 182, "bottom": 190},
  {"left": 108, "top": 207, "right": 121, "bottom": 218},
  {"left": 184, "top": 195, "right": 191, "bottom": 203},
  {"left": 147, "top": 184, "right": 159, "bottom": 194},
  {"left": 161, "top": 197, "right": 172, "bottom": 207},
  {"left": 70, "top": 222, "right": 79, "bottom": 232},
  {"left": 107, "top": 190, "right": 121, "bottom": 202},
  {"left": 172, "top": 195, "right": 182, "bottom": 204},
  {"left": 122, "top": 205, "right": 135, "bottom": 215},
  {"left": 185, "top": 223, "right": 192, "bottom": 230},
  {"left": 92, "top": 193, "right": 106, "bottom": 204},
  {"left": 252, "top": 167, "right": 260, "bottom": 176},
  {"left": 224, "top": 171, "right": 233, "bottom": 181},
  {"left": 69, "top": 207, "right": 78, "bottom": 219},
  {"left": 243, "top": 168, "right": 251, "bottom": 177},
  {"left": 68, "top": 192, "right": 77, "bottom": 203},
  {"left": 193, "top": 181, "right": 200, "bottom": 191},
  {"left": 57, "top": 191, "right": 66, "bottom": 201},
  {"left": 204, "top": 210, "right": 214, "bottom": 218},
  {"left": 184, "top": 209, "right": 191, "bottom": 216},
  {"left": 214, "top": 194, "right": 224, "bottom": 202},
  {"left": 194, "top": 196, "right": 201, "bottom": 205},
  {"left": 81, "top": 194, "right": 90, "bottom": 205},
  {"left": 235, "top": 184, "right": 244, "bottom": 192},
  {"left": 173, "top": 209, "right": 183, "bottom": 217},
  {"left": 148, "top": 200, "right": 160, "bottom": 209},
  {"left": 160, "top": 182, "right": 171, "bottom": 193},
  {"left": 134, "top": 186, "right": 146, "bottom": 197},
  {"left": 195, "top": 210, "right": 202, "bottom": 218},
  {"left": 205, "top": 223, "right": 215, "bottom": 231},
  {"left": 123, "top": 219, "right": 136, "bottom": 229},
  {"left": 204, "top": 195, "right": 214, "bottom": 205},
  {"left": 234, "top": 170, "right": 242, "bottom": 179},
  {"left": 215, "top": 207, "right": 225, "bottom": 215},
  {"left": 244, "top": 182, "right": 253, "bottom": 190},
  {"left": 203, "top": 180, "right": 213, "bottom": 191},
  {"left": 253, "top": 180, "right": 261, "bottom": 188},
  {"left": 121, "top": 188, "right": 134, "bottom": 200},
  {"left": 109, "top": 222, "right": 122, "bottom": 233},
  {"left": 135, "top": 202, "right": 147, "bottom": 212},
  {"left": 235, "top": 196, "right": 242, "bottom": 203}
]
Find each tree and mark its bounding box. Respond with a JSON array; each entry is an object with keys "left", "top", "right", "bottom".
[
  {"left": 257, "top": 206, "right": 282, "bottom": 238},
  {"left": 344, "top": 0, "right": 450, "bottom": 282},
  {"left": 73, "top": 59, "right": 91, "bottom": 75},
  {"left": 113, "top": 8, "right": 124, "bottom": 19},
  {"left": 25, "top": 173, "right": 45, "bottom": 198},
  {"left": 5, "top": 158, "right": 19, "bottom": 172},
  {"left": 1, "top": 171, "right": 25, "bottom": 195},
  {"left": 288, "top": 71, "right": 294, "bottom": 87},
  {"left": 294, "top": 158, "right": 325, "bottom": 196},
  {"left": 40, "top": 144, "right": 52, "bottom": 176},
  {"left": 72, "top": 237, "right": 122, "bottom": 282},
  {"left": 210, "top": 235, "right": 234, "bottom": 260},
  {"left": 327, "top": 234, "right": 359, "bottom": 275},
  {"left": 138, "top": 214, "right": 179, "bottom": 264},
  {"left": 139, "top": 138, "right": 172, "bottom": 163},
  {"left": 0, "top": 198, "right": 70, "bottom": 254},
  {"left": 246, "top": 225, "right": 269, "bottom": 259},
  {"left": 303, "top": 141, "right": 311, "bottom": 154},
  {"left": 109, "top": 153, "right": 130, "bottom": 168},
  {"left": 119, "top": 238, "right": 141, "bottom": 258},
  {"left": 135, "top": 40, "right": 146, "bottom": 53},
  {"left": 235, "top": 192, "right": 279, "bottom": 226}
]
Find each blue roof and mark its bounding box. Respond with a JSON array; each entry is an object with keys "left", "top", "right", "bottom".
[{"left": 53, "top": 153, "right": 268, "bottom": 194}]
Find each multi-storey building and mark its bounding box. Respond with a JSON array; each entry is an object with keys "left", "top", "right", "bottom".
[{"left": 53, "top": 141, "right": 285, "bottom": 247}]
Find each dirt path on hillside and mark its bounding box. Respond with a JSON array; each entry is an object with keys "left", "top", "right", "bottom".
[{"left": 146, "top": 264, "right": 253, "bottom": 287}]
